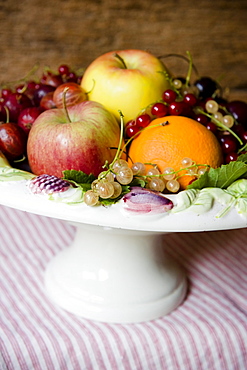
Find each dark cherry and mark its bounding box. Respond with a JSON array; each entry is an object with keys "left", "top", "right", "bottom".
[
  {"left": 4, "top": 93, "right": 33, "bottom": 122},
  {"left": 0, "top": 122, "right": 27, "bottom": 160},
  {"left": 227, "top": 100, "right": 247, "bottom": 127},
  {"left": 58, "top": 64, "right": 70, "bottom": 76},
  {"left": 32, "top": 84, "right": 56, "bottom": 106},
  {"left": 1, "top": 88, "right": 12, "bottom": 98},
  {"left": 205, "top": 121, "right": 218, "bottom": 134},
  {"left": 41, "top": 72, "right": 63, "bottom": 88},
  {"left": 225, "top": 152, "right": 238, "bottom": 163},
  {"left": 221, "top": 136, "right": 238, "bottom": 154},
  {"left": 194, "top": 113, "right": 209, "bottom": 125},
  {"left": 40, "top": 92, "right": 56, "bottom": 110},
  {"left": 241, "top": 131, "right": 247, "bottom": 143},
  {"left": 17, "top": 107, "right": 43, "bottom": 134},
  {"left": 194, "top": 77, "right": 219, "bottom": 99},
  {"left": 65, "top": 72, "right": 78, "bottom": 83}
]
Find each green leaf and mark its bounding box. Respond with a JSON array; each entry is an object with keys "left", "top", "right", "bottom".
[
  {"left": 237, "top": 153, "right": 247, "bottom": 163},
  {"left": 63, "top": 170, "right": 96, "bottom": 191},
  {"left": 63, "top": 169, "right": 96, "bottom": 184},
  {"left": 187, "top": 161, "right": 247, "bottom": 190},
  {"left": 130, "top": 177, "right": 146, "bottom": 188}
]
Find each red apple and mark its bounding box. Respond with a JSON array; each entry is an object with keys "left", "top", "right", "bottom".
[
  {"left": 27, "top": 101, "right": 123, "bottom": 178},
  {"left": 0, "top": 122, "right": 27, "bottom": 160},
  {"left": 81, "top": 49, "right": 171, "bottom": 124}
]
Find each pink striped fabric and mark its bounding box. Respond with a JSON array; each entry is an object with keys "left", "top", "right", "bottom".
[{"left": 0, "top": 204, "right": 247, "bottom": 370}]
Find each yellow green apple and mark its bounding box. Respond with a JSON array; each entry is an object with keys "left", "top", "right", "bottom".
[{"left": 81, "top": 49, "right": 171, "bottom": 124}]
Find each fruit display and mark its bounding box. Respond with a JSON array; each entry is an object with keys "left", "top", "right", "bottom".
[{"left": 0, "top": 49, "right": 247, "bottom": 213}]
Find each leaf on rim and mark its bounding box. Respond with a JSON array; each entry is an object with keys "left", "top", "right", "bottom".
[{"left": 187, "top": 161, "right": 247, "bottom": 190}]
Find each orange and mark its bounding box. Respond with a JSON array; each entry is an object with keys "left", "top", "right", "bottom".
[{"left": 128, "top": 115, "right": 223, "bottom": 189}]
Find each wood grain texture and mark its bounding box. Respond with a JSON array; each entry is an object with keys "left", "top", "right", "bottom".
[{"left": 0, "top": 0, "right": 246, "bottom": 100}]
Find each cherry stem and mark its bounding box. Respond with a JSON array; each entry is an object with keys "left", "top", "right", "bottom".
[
  {"left": 114, "top": 53, "right": 127, "bottom": 69},
  {"left": 185, "top": 51, "right": 193, "bottom": 88},
  {"left": 4, "top": 106, "right": 10, "bottom": 123},
  {"left": 62, "top": 87, "right": 72, "bottom": 123}
]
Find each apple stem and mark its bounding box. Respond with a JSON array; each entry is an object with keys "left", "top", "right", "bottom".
[
  {"left": 114, "top": 53, "right": 127, "bottom": 69},
  {"left": 62, "top": 87, "right": 72, "bottom": 123}
]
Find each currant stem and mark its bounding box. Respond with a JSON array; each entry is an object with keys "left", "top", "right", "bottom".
[
  {"left": 197, "top": 108, "right": 243, "bottom": 146},
  {"left": 185, "top": 51, "right": 193, "bottom": 88}
]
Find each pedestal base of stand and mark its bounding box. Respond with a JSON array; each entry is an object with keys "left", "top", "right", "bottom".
[{"left": 45, "top": 222, "right": 187, "bottom": 323}]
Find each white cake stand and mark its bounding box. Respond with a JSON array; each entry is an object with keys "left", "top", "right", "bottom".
[{"left": 0, "top": 179, "right": 246, "bottom": 323}]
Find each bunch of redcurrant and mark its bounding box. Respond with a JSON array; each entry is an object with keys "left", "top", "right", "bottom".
[{"left": 125, "top": 73, "right": 247, "bottom": 165}]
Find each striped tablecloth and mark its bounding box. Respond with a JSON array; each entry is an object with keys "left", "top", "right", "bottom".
[{"left": 1, "top": 204, "right": 247, "bottom": 370}]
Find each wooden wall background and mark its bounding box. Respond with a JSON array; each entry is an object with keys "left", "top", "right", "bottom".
[{"left": 0, "top": 0, "right": 246, "bottom": 101}]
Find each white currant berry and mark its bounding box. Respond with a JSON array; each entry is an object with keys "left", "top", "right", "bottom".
[
  {"left": 110, "top": 181, "right": 122, "bottom": 198},
  {"left": 222, "top": 114, "right": 234, "bottom": 128},
  {"left": 148, "top": 178, "right": 166, "bottom": 192},
  {"left": 213, "top": 111, "right": 223, "bottom": 122},
  {"left": 197, "top": 167, "right": 209, "bottom": 176},
  {"left": 205, "top": 100, "right": 219, "bottom": 114},
  {"left": 84, "top": 190, "right": 99, "bottom": 206},
  {"left": 116, "top": 166, "right": 133, "bottom": 185},
  {"left": 112, "top": 159, "right": 129, "bottom": 172},
  {"left": 98, "top": 171, "right": 115, "bottom": 182},
  {"left": 162, "top": 167, "right": 176, "bottom": 180},
  {"left": 173, "top": 79, "right": 183, "bottom": 89},
  {"left": 186, "top": 167, "right": 198, "bottom": 175},
  {"left": 131, "top": 162, "right": 146, "bottom": 176},
  {"left": 146, "top": 167, "right": 160, "bottom": 177},
  {"left": 166, "top": 179, "right": 180, "bottom": 193},
  {"left": 181, "top": 157, "right": 193, "bottom": 167},
  {"left": 98, "top": 181, "right": 115, "bottom": 199}
]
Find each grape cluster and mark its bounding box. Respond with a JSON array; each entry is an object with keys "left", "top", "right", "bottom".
[
  {"left": 125, "top": 76, "right": 247, "bottom": 164},
  {"left": 83, "top": 157, "right": 209, "bottom": 206}
]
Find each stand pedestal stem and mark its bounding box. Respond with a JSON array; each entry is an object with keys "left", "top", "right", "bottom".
[{"left": 45, "top": 222, "right": 187, "bottom": 323}]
